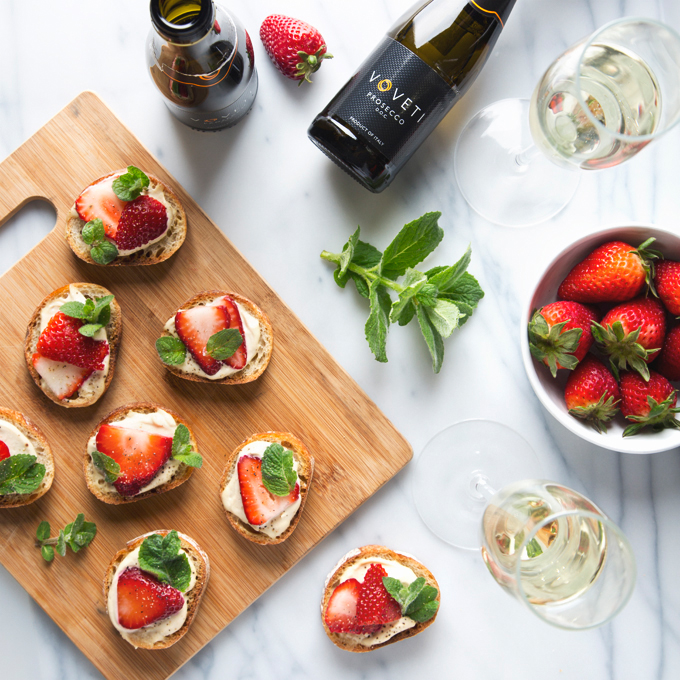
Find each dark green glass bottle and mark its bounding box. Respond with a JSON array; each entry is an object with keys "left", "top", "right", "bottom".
[{"left": 307, "top": 0, "right": 516, "bottom": 192}]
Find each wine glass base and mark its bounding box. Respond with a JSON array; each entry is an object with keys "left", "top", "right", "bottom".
[
  {"left": 413, "top": 420, "right": 543, "bottom": 550},
  {"left": 454, "top": 99, "right": 580, "bottom": 227}
]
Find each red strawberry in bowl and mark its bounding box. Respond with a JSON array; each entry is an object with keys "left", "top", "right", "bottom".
[
  {"left": 528, "top": 301, "right": 599, "bottom": 377},
  {"left": 619, "top": 370, "right": 680, "bottom": 436},
  {"left": 564, "top": 355, "right": 620, "bottom": 433},
  {"left": 655, "top": 325, "right": 680, "bottom": 382},
  {"left": 260, "top": 15, "right": 332, "bottom": 85},
  {"left": 655, "top": 260, "right": 680, "bottom": 316},
  {"left": 114, "top": 195, "right": 168, "bottom": 253},
  {"left": 591, "top": 297, "right": 666, "bottom": 381},
  {"left": 116, "top": 567, "right": 184, "bottom": 629},
  {"left": 96, "top": 424, "right": 173, "bottom": 497}
]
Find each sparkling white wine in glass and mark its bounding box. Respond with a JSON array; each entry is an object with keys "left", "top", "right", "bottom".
[
  {"left": 530, "top": 42, "right": 660, "bottom": 170},
  {"left": 481, "top": 481, "right": 608, "bottom": 605}
]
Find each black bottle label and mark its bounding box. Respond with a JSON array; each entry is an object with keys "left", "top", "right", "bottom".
[{"left": 334, "top": 37, "right": 458, "bottom": 161}]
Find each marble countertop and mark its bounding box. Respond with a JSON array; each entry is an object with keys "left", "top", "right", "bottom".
[{"left": 2, "top": 0, "right": 680, "bottom": 678}]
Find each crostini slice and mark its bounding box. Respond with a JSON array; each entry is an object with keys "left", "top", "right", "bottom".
[
  {"left": 0, "top": 408, "right": 54, "bottom": 509},
  {"left": 24, "top": 283, "right": 122, "bottom": 408},
  {"left": 103, "top": 530, "right": 209, "bottom": 649},
  {"left": 156, "top": 290, "right": 273, "bottom": 385},
  {"left": 219, "top": 432, "right": 313, "bottom": 545},
  {"left": 83, "top": 402, "right": 202, "bottom": 504},
  {"left": 66, "top": 166, "right": 187, "bottom": 266}
]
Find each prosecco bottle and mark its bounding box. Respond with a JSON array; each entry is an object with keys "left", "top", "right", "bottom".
[
  {"left": 147, "top": 0, "right": 258, "bottom": 131},
  {"left": 307, "top": 0, "right": 517, "bottom": 192}
]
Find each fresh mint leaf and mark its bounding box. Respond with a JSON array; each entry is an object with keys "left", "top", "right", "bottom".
[
  {"left": 427, "top": 245, "right": 472, "bottom": 291},
  {"left": 408, "top": 598, "right": 439, "bottom": 623},
  {"left": 415, "top": 283, "right": 438, "bottom": 308},
  {"left": 156, "top": 336, "right": 186, "bottom": 365},
  {"left": 36, "top": 521, "right": 50, "bottom": 542},
  {"left": 82, "top": 299, "right": 95, "bottom": 319},
  {"left": 380, "top": 212, "right": 443, "bottom": 279},
  {"left": 395, "top": 300, "right": 416, "bottom": 326},
  {"left": 82, "top": 218, "right": 105, "bottom": 244},
  {"left": 171, "top": 424, "right": 202, "bottom": 468},
  {"left": 0, "top": 454, "right": 45, "bottom": 495},
  {"left": 91, "top": 240, "right": 118, "bottom": 265},
  {"left": 261, "top": 443, "right": 297, "bottom": 497},
  {"left": 424, "top": 299, "right": 462, "bottom": 339},
  {"left": 339, "top": 226, "right": 359, "bottom": 276},
  {"left": 365, "top": 280, "right": 391, "bottom": 363},
  {"left": 417, "top": 304, "right": 445, "bottom": 374},
  {"left": 92, "top": 295, "right": 114, "bottom": 321},
  {"left": 382, "top": 576, "right": 439, "bottom": 623},
  {"left": 206, "top": 328, "right": 243, "bottom": 361},
  {"left": 56, "top": 530, "right": 66, "bottom": 557},
  {"left": 78, "top": 323, "right": 103, "bottom": 338},
  {"left": 112, "top": 165, "right": 149, "bottom": 201},
  {"left": 389, "top": 269, "right": 427, "bottom": 324},
  {"left": 138, "top": 530, "right": 191, "bottom": 592},
  {"left": 438, "top": 272, "right": 485, "bottom": 309},
  {"left": 64, "top": 514, "right": 96, "bottom": 553},
  {"left": 92, "top": 449, "right": 120, "bottom": 484},
  {"left": 41, "top": 545, "right": 54, "bottom": 562},
  {"left": 60, "top": 301, "right": 87, "bottom": 319},
  {"left": 347, "top": 271, "right": 370, "bottom": 298},
  {"left": 334, "top": 239, "right": 382, "bottom": 294}
]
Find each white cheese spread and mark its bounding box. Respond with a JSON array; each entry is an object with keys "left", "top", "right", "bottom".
[
  {"left": 0, "top": 420, "right": 36, "bottom": 458},
  {"left": 221, "top": 439, "right": 301, "bottom": 539},
  {"left": 87, "top": 409, "right": 182, "bottom": 496},
  {"left": 163, "top": 297, "right": 262, "bottom": 380},
  {"left": 107, "top": 544, "right": 197, "bottom": 648}
]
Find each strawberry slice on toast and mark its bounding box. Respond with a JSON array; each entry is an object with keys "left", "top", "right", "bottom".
[
  {"left": 114, "top": 195, "right": 168, "bottom": 252},
  {"left": 96, "top": 424, "right": 173, "bottom": 497},
  {"left": 325, "top": 578, "right": 380, "bottom": 634},
  {"left": 32, "top": 353, "right": 94, "bottom": 400},
  {"left": 355, "top": 564, "right": 402, "bottom": 626},
  {"left": 0, "top": 441, "right": 10, "bottom": 461},
  {"left": 75, "top": 174, "right": 126, "bottom": 238},
  {"left": 175, "top": 304, "right": 231, "bottom": 376},
  {"left": 214, "top": 295, "right": 247, "bottom": 370},
  {"left": 116, "top": 566, "right": 184, "bottom": 629},
  {"left": 237, "top": 454, "right": 300, "bottom": 525}
]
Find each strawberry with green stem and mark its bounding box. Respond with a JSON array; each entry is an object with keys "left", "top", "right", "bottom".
[
  {"left": 619, "top": 370, "right": 680, "bottom": 436},
  {"left": 528, "top": 301, "right": 599, "bottom": 377}
]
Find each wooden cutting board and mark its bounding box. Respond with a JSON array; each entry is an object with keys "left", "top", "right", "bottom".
[{"left": 0, "top": 92, "right": 412, "bottom": 680}]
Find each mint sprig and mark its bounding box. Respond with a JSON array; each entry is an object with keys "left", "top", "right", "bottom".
[
  {"left": 138, "top": 530, "right": 191, "bottom": 592},
  {"left": 156, "top": 336, "right": 187, "bottom": 365},
  {"left": 0, "top": 454, "right": 45, "bottom": 495},
  {"left": 61, "top": 293, "right": 114, "bottom": 337},
  {"left": 112, "top": 166, "right": 149, "bottom": 201},
  {"left": 383, "top": 576, "right": 439, "bottom": 623},
  {"left": 261, "top": 443, "right": 297, "bottom": 497},
  {"left": 81, "top": 218, "right": 119, "bottom": 265},
  {"left": 321, "top": 212, "right": 484, "bottom": 373},
  {"left": 91, "top": 449, "right": 120, "bottom": 484},
  {"left": 172, "top": 424, "right": 202, "bottom": 468},
  {"left": 36, "top": 514, "right": 97, "bottom": 562},
  {"left": 206, "top": 328, "right": 243, "bottom": 361}
]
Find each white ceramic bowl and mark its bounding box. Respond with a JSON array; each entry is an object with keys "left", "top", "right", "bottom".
[{"left": 521, "top": 225, "right": 680, "bottom": 454}]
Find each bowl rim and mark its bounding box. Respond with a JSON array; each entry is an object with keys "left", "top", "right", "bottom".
[{"left": 521, "top": 223, "right": 680, "bottom": 454}]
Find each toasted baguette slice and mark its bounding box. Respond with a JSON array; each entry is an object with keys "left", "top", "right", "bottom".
[
  {"left": 83, "top": 402, "right": 197, "bottom": 504},
  {"left": 219, "top": 432, "right": 314, "bottom": 545},
  {"left": 24, "top": 283, "right": 122, "bottom": 408},
  {"left": 103, "top": 530, "right": 210, "bottom": 649},
  {"left": 0, "top": 408, "right": 55, "bottom": 508},
  {"left": 66, "top": 170, "right": 187, "bottom": 266},
  {"left": 321, "top": 545, "right": 441, "bottom": 652},
  {"left": 159, "top": 290, "right": 273, "bottom": 385}
]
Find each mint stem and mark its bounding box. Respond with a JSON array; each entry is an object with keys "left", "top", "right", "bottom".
[{"left": 320, "top": 250, "right": 406, "bottom": 294}]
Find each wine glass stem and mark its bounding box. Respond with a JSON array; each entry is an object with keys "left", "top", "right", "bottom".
[
  {"left": 471, "top": 473, "right": 497, "bottom": 501},
  {"left": 515, "top": 143, "right": 542, "bottom": 167}
]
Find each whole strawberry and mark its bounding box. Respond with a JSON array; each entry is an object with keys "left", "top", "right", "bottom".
[
  {"left": 654, "top": 260, "right": 680, "bottom": 315},
  {"left": 655, "top": 325, "right": 680, "bottom": 382},
  {"left": 260, "top": 15, "right": 332, "bottom": 85},
  {"left": 619, "top": 369, "right": 680, "bottom": 436},
  {"left": 558, "top": 239, "right": 660, "bottom": 304},
  {"left": 591, "top": 296, "right": 666, "bottom": 381},
  {"left": 564, "top": 355, "right": 620, "bottom": 433},
  {"left": 528, "top": 301, "right": 599, "bottom": 377}
]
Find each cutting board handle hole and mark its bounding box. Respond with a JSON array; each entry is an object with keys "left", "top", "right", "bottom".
[{"left": 0, "top": 199, "right": 56, "bottom": 276}]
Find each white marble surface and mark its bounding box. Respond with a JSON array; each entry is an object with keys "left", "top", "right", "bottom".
[{"left": 1, "top": 0, "right": 680, "bottom": 678}]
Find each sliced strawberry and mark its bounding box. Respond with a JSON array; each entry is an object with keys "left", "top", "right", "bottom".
[
  {"left": 37, "top": 312, "right": 109, "bottom": 372},
  {"left": 116, "top": 566, "right": 184, "bottom": 629},
  {"left": 237, "top": 454, "right": 299, "bottom": 525},
  {"left": 325, "top": 579, "right": 367, "bottom": 633},
  {"left": 355, "top": 564, "right": 402, "bottom": 626},
  {"left": 0, "top": 441, "right": 10, "bottom": 461},
  {"left": 75, "top": 175, "right": 126, "bottom": 238},
  {"left": 214, "top": 295, "right": 247, "bottom": 369},
  {"left": 114, "top": 195, "right": 168, "bottom": 252},
  {"left": 32, "top": 352, "right": 93, "bottom": 400},
  {"left": 96, "top": 424, "right": 173, "bottom": 497},
  {"left": 175, "top": 304, "right": 230, "bottom": 376}
]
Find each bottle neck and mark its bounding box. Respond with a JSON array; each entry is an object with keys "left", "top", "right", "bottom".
[
  {"left": 469, "top": 0, "right": 516, "bottom": 26},
  {"left": 150, "top": 0, "right": 215, "bottom": 45}
]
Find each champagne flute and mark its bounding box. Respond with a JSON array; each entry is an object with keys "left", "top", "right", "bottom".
[
  {"left": 454, "top": 17, "right": 680, "bottom": 227},
  {"left": 412, "top": 420, "right": 636, "bottom": 628}
]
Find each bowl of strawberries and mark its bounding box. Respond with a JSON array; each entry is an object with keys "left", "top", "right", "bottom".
[{"left": 522, "top": 225, "right": 680, "bottom": 453}]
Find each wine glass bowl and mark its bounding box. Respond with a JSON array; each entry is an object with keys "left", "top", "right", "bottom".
[{"left": 521, "top": 225, "right": 680, "bottom": 454}]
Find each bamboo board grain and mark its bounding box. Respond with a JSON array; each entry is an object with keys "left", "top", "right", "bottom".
[{"left": 0, "top": 92, "right": 412, "bottom": 680}]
